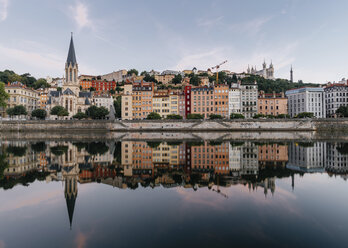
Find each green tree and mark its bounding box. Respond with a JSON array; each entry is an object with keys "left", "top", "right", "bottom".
[
  {"left": 86, "top": 106, "right": 109, "bottom": 119},
  {"left": 114, "top": 96, "right": 122, "bottom": 118},
  {"left": 57, "top": 109, "right": 69, "bottom": 117},
  {"left": 172, "top": 74, "right": 182, "bottom": 85},
  {"left": 295, "top": 112, "right": 314, "bottom": 118},
  {"left": 90, "top": 87, "right": 96, "bottom": 92},
  {"left": 146, "top": 112, "right": 161, "bottom": 120},
  {"left": 187, "top": 114, "right": 204, "bottom": 119},
  {"left": 253, "top": 114, "right": 266, "bottom": 119},
  {"left": 31, "top": 109, "right": 47, "bottom": 119},
  {"left": 115, "top": 86, "right": 124, "bottom": 93},
  {"left": 189, "top": 74, "right": 200, "bottom": 86},
  {"left": 0, "top": 82, "right": 9, "bottom": 108},
  {"left": 127, "top": 69, "right": 139, "bottom": 76},
  {"left": 336, "top": 106, "right": 348, "bottom": 117},
  {"left": 57, "top": 87, "right": 62, "bottom": 92},
  {"left": 8, "top": 73, "right": 22, "bottom": 83},
  {"left": 33, "top": 78, "right": 50, "bottom": 89},
  {"left": 166, "top": 114, "right": 183, "bottom": 120},
  {"left": 143, "top": 73, "right": 158, "bottom": 83},
  {"left": 230, "top": 113, "right": 245, "bottom": 119},
  {"left": 209, "top": 114, "right": 223, "bottom": 120},
  {"left": 50, "top": 106, "right": 65, "bottom": 115},
  {"left": 73, "top": 112, "right": 88, "bottom": 120},
  {"left": 6, "top": 108, "right": 15, "bottom": 117},
  {"left": 8, "top": 105, "right": 27, "bottom": 116}
]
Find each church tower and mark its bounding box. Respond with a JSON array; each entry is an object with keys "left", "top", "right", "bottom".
[{"left": 64, "top": 33, "right": 79, "bottom": 94}]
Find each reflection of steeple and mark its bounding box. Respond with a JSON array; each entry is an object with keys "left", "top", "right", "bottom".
[
  {"left": 291, "top": 174, "right": 295, "bottom": 191},
  {"left": 64, "top": 176, "right": 78, "bottom": 229}
]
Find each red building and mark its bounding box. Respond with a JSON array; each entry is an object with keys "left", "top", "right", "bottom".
[{"left": 80, "top": 80, "right": 117, "bottom": 92}]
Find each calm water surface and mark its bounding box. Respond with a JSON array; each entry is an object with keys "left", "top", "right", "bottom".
[{"left": 0, "top": 139, "right": 347, "bottom": 248}]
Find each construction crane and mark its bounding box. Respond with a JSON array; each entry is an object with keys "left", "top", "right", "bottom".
[{"left": 211, "top": 60, "right": 227, "bottom": 85}]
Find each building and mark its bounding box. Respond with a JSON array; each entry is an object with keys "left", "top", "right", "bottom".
[
  {"left": 3, "top": 81, "right": 39, "bottom": 117},
  {"left": 80, "top": 80, "right": 117, "bottom": 92},
  {"left": 121, "top": 81, "right": 154, "bottom": 120},
  {"left": 258, "top": 91, "right": 288, "bottom": 116},
  {"left": 101, "top": 70, "right": 128, "bottom": 82},
  {"left": 258, "top": 143, "right": 288, "bottom": 167},
  {"left": 228, "top": 83, "right": 241, "bottom": 116},
  {"left": 324, "top": 80, "right": 348, "bottom": 118},
  {"left": 240, "top": 142, "right": 259, "bottom": 176},
  {"left": 152, "top": 91, "right": 171, "bottom": 118},
  {"left": 214, "top": 84, "right": 229, "bottom": 118},
  {"left": 240, "top": 81, "right": 258, "bottom": 118},
  {"left": 287, "top": 142, "right": 326, "bottom": 173},
  {"left": 47, "top": 35, "right": 92, "bottom": 119},
  {"left": 286, "top": 87, "right": 326, "bottom": 118},
  {"left": 191, "top": 86, "right": 215, "bottom": 119},
  {"left": 92, "top": 93, "right": 115, "bottom": 119},
  {"left": 247, "top": 61, "right": 274, "bottom": 80},
  {"left": 326, "top": 143, "right": 348, "bottom": 174},
  {"left": 155, "top": 74, "right": 175, "bottom": 85}
]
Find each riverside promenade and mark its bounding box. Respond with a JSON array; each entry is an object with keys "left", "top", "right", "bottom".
[{"left": 1, "top": 119, "right": 348, "bottom": 132}]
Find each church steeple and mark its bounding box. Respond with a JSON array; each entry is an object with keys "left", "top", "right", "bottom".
[{"left": 67, "top": 33, "right": 77, "bottom": 66}]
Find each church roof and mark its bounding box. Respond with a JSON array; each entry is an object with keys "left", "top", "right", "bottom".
[
  {"left": 66, "top": 34, "right": 77, "bottom": 66},
  {"left": 63, "top": 88, "right": 75, "bottom": 96},
  {"left": 85, "top": 98, "right": 91, "bottom": 105},
  {"left": 66, "top": 192, "right": 77, "bottom": 229},
  {"left": 79, "top": 91, "right": 91, "bottom": 98},
  {"left": 49, "top": 91, "right": 61, "bottom": 97}
]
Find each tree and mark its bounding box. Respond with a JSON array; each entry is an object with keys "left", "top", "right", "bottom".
[
  {"left": 172, "top": 74, "right": 182, "bottom": 85},
  {"left": 6, "top": 108, "right": 15, "bottom": 117},
  {"left": 276, "top": 114, "right": 290, "bottom": 119},
  {"left": 166, "top": 114, "right": 183, "bottom": 120},
  {"left": 230, "top": 113, "right": 245, "bottom": 119},
  {"left": 57, "top": 109, "right": 69, "bottom": 117},
  {"left": 115, "top": 86, "right": 124, "bottom": 93},
  {"left": 146, "top": 112, "right": 161, "bottom": 120},
  {"left": 189, "top": 74, "right": 200, "bottom": 86},
  {"left": 143, "top": 74, "right": 157, "bottom": 83},
  {"left": 209, "top": 114, "right": 223, "bottom": 120},
  {"left": 109, "top": 89, "right": 115, "bottom": 95},
  {"left": 73, "top": 112, "right": 88, "bottom": 120},
  {"left": 295, "top": 112, "right": 314, "bottom": 118},
  {"left": 253, "top": 114, "right": 266, "bottom": 119},
  {"left": 50, "top": 106, "right": 65, "bottom": 115},
  {"left": 31, "top": 142, "right": 47, "bottom": 153},
  {"left": 114, "top": 96, "right": 122, "bottom": 118},
  {"left": 57, "top": 87, "right": 62, "bottom": 92},
  {"left": 90, "top": 87, "right": 96, "bottom": 92},
  {"left": 33, "top": 78, "right": 50, "bottom": 89},
  {"left": 8, "top": 105, "right": 27, "bottom": 117},
  {"left": 146, "top": 141, "right": 162, "bottom": 148},
  {"left": 0, "top": 82, "right": 9, "bottom": 108},
  {"left": 187, "top": 114, "right": 204, "bottom": 119},
  {"left": 336, "top": 106, "right": 348, "bottom": 117},
  {"left": 31, "top": 109, "right": 47, "bottom": 120},
  {"left": 8, "top": 73, "right": 22, "bottom": 83},
  {"left": 86, "top": 106, "right": 109, "bottom": 119},
  {"left": 127, "top": 69, "right": 138, "bottom": 76}
]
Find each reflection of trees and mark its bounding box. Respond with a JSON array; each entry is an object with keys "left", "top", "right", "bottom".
[
  {"left": 0, "top": 171, "right": 49, "bottom": 190},
  {"left": 86, "top": 142, "right": 109, "bottom": 155},
  {"left": 253, "top": 141, "right": 288, "bottom": 146},
  {"left": 146, "top": 141, "right": 162, "bottom": 148},
  {"left": 187, "top": 141, "right": 205, "bottom": 147},
  {"left": 230, "top": 141, "right": 245, "bottom": 147},
  {"left": 50, "top": 146, "right": 69, "bottom": 156},
  {"left": 113, "top": 142, "right": 121, "bottom": 163},
  {"left": 336, "top": 143, "right": 348, "bottom": 155},
  {"left": 166, "top": 141, "right": 183, "bottom": 147},
  {"left": 31, "top": 142, "right": 47, "bottom": 153},
  {"left": 73, "top": 142, "right": 88, "bottom": 152},
  {"left": 297, "top": 142, "right": 315, "bottom": 148},
  {"left": 209, "top": 140, "right": 224, "bottom": 146},
  {"left": 0, "top": 153, "right": 8, "bottom": 180},
  {"left": 6, "top": 146, "right": 27, "bottom": 157}
]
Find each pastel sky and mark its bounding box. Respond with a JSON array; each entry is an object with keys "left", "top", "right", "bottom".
[{"left": 0, "top": 0, "right": 347, "bottom": 83}]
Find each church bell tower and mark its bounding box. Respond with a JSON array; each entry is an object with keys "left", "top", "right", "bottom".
[{"left": 64, "top": 33, "right": 79, "bottom": 92}]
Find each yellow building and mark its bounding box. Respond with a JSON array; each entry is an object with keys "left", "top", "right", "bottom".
[
  {"left": 154, "top": 74, "right": 175, "bottom": 85},
  {"left": 121, "top": 84, "right": 133, "bottom": 120},
  {"left": 3, "top": 82, "right": 39, "bottom": 117}
]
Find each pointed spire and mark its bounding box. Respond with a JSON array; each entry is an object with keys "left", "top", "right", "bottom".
[
  {"left": 66, "top": 32, "right": 77, "bottom": 66},
  {"left": 66, "top": 191, "right": 77, "bottom": 229}
]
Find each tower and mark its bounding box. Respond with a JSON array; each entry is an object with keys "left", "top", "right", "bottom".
[
  {"left": 290, "top": 65, "right": 293, "bottom": 83},
  {"left": 64, "top": 33, "right": 79, "bottom": 93}
]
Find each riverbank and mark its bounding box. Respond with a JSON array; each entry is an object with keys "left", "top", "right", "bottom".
[{"left": 1, "top": 119, "right": 348, "bottom": 133}]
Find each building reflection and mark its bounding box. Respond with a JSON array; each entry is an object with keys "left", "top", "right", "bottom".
[{"left": 1, "top": 140, "right": 348, "bottom": 228}]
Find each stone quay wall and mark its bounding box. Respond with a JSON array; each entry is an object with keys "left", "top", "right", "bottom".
[{"left": 1, "top": 119, "right": 348, "bottom": 132}]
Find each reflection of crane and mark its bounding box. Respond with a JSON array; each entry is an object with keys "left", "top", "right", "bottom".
[{"left": 211, "top": 60, "right": 227, "bottom": 85}]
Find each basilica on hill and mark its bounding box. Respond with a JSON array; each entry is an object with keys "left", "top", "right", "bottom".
[
  {"left": 247, "top": 61, "right": 275, "bottom": 80},
  {"left": 47, "top": 35, "right": 93, "bottom": 118}
]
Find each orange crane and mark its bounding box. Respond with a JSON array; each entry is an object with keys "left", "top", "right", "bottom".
[{"left": 211, "top": 60, "right": 227, "bottom": 85}]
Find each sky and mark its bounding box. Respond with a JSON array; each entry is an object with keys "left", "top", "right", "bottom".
[{"left": 0, "top": 0, "right": 347, "bottom": 83}]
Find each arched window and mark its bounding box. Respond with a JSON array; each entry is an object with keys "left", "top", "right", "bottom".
[{"left": 70, "top": 68, "right": 72, "bottom": 81}]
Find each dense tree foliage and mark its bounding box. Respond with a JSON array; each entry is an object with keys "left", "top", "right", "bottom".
[
  {"left": 187, "top": 114, "right": 204, "bottom": 119},
  {"left": 6, "top": 105, "right": 27, "bottom": 116},
  {"left": 209, "top": 114, "right": 223, "bottom": 119},
  {"left": 166, "top": 114, "right": 183, "bottom": 120},
  {"left": 113, "top": 96, "right": 121, "bottom": 118},
  {"left": 0, "top": 82, "right": 9, "bottom": 108},
  {"left": 143, "top": 73, "right": 158, "bottom": 83},
  {"left": 127, "top": 69, "right": 139, "bottom": 76},
  {"left": 172, "top": 74, "right": 183, "bottom": 85},
  {"left": 73, "top": 112, "right": 88, "bottom": 120},
  {"left": 0, "top": 70, "right": 47, "bottom": 89},
  {"left": 50, "top": 106, "right": 65, "bottom": 115},
  {"left": 295, "top": 112, "right": 314, "bottom": 118},
  {"left": 31, "top": 109, "right": 47, "bottom": 119},
  {"left": 241, "top": 75, "right": 318, "bottom": 93},
  {"left": 336, "top": 106, "right": 348, "bottom": 117},
  {"left": 146, "top": 112, "right": 161, "bottom": 120},
  {"left": 230, "top": 113, "right": 245, "bottom": 119},
  {"left": 86, "top": 106, "right": 109, "bottom": 119}
]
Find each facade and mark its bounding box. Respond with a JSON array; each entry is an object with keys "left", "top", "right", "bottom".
[
  {"left": 258, "top": 91, "right": 288, "bottom": 116},
  {"left": 324, "top": 80, "right": 348, "bottom": 118},
  {"left": 228, "top": 83, "right": 241, "bottom": 116},
  {"left": 258, "top": 143, "right": 288, "bottom": 167},
  {"left": 326, "top": 143, "right": 348, "bottom": 174},
  {"left": 214, "top": 84, "right": 229, "bottom": 118},
  {"left": 240, "top": 142, "right": 259, "bottom": 176},
  {"left": 154, "top": 74, "right": 175, "bottom": 85},
  {"left": 47, "top": 35, "right": 93, "bottom": 119},
  {"left": 3, "top": 81, "right": 39, "bottom": 117},
  {"left": 80, "top": 80, "right": 117, "bottom": 92},
  {"left": 287, "top": 142, "right": 326, "bottom": 173},
  {"left": 101, "top": 70, "right": 128, "bottom": 82},
  {"left": 240, "top": 82, "right": 258, "bottom": 118},
  {"left": 247, "top": 61, "right": 274, "bottom": 80},
  {"left": 121, "top": 81, "right": 154, "bottom": 120},
  {"left": 191, "top": 86, "right": 215, "bottom": 119},
  {"left": 286, "top": 87, "right": 326, "bottom": 118},
  {"left": 92, "top": 93, "right": 115, "bottom": 119}
]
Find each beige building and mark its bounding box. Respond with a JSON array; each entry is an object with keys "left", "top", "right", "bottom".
[
  {"left": 101, "top": 70, "right": 128, "bottom": 82},
  {"left": 121, "top": 84, "right": 133, "bottom": 120},
  {"left": 258, "top": 91, "right": 288, "bottom": 116},
  {"left": 3, "top": 81, "right": 39, "bottom": 117},
  {"left": 154, "top": 74, "right": 175, "bottom": 85}
]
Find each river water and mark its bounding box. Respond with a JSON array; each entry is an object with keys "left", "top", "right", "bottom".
[{"left": 0, "top": 138, "right": 347, "bottom": 247}]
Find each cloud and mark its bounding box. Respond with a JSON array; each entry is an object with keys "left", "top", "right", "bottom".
[
  {"left": 70, "top": 1, "right": 94, "bottom": 30},
  {"left": 230, "top": 16, "right": 272, "bottom": 36},
  {"left": 197, "top": 16, "right": 224, "bottom": 28},
  {"left": 0, "top": 0, "right": 9, "bottom": 22}
]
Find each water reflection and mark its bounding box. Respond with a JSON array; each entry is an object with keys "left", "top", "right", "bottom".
[{"left": 0, "top": 140, "right": 348, "bottom": 230}]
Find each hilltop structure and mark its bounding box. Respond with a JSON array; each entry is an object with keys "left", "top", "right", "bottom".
[{"left": 247, "top": 61, "right": 274, "bottom": 80}]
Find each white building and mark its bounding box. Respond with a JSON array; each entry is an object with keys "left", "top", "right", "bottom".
[
  {"left": 240, "top": 142, "right": 258, "bottom": 176},
  {"left": 228, "top": 83, "right": 241, "bottom": 116},
  {"left": 229, "top": 143, "right": 241, "bottom": 176},
  {"left": 326, "top": 143, "right": 348, "bottom": 174},
  {"left": 92, "top": 94, "right": 116, "bottom": 120},
  {"left": 287, "top": 142, "right": 326, "bottom": 173},
  {"left": 240, "top": 81, "right": 258, "bottom": 118},
  {"left": 286, "top": 87, "right": 326, "bottom": 118},
  {"left": 324, "top": 80, "right": 348, "bottom": 118}
]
